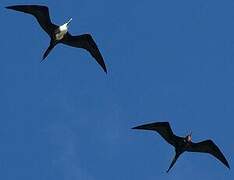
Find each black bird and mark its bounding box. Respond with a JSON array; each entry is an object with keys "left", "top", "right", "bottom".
[
  {"left": 132, "top": 122, "right": 230, "bottom": 172},
  {"left": 6, "top": 5, "right": 107, "bottom": 73}
]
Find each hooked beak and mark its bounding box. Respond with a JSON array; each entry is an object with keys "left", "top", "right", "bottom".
[{"left": 67, "top": 18, "right": 72, "bottom": 25}]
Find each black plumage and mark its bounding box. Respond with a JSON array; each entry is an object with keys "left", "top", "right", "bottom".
[
  {"left": 132, "top": 122, "right": 230, "bottom": 172},
  {"left": 6, "top": 5, "right": 107, "bottom": 73}
]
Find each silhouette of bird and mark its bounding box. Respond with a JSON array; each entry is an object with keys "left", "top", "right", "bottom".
[
  {"left": 6, "top": 5, "right": 107, "bottom": 73},
  {"left": 132, "top": 122, "right": 230, "bottom": 172}
]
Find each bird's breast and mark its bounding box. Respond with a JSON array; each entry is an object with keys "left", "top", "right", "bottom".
[{"left": 55, "top": 26, "right": 68, "bottom": 41}]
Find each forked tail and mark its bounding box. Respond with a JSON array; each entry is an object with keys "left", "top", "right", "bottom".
[
  {"left": 41, "top": 40, "right": 56, "bottom": 62},
  {"left": 166, "top": 151, "right": 182, "bottom": 173}
]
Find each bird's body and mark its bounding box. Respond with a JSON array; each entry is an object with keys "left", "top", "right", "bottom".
[
  {"left": 132, "top": 122, "right": 230, "bottom": 172},
  {"left": 55, "top": 22, "right": 69, "bottom": 41},
  {"left": 53, "top": 18, "right": 72, "bottom": 41},
  {"left": 6, "top": 5, "right": 107, "bottom": 73}
]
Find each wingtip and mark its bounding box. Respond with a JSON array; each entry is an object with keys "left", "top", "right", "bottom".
[
  {"left": 132, "top": 125, "right": 144, "bottom": 130},
  {"left": 41, "top": 57, "right": 46, "bottom": 63},
  {"left": 104, "top": 68, "right": 107, "bottom": 74},
  {"left": 5, "top": 5, "right": 16, "bottom": 9},
  {"left": 102, "top": 65, "right": 107, "bottom": 74}
]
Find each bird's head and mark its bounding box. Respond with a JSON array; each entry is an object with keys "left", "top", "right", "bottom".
[{"left": 185, "top": 132, "right": 192, "bottom": 142}]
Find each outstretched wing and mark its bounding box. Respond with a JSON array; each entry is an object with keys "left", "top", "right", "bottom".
[
  {"left": 132, "top": 122, "right": 180, "bottom": 146},
  {"left": 6, "top": 5, "right": 58, "bottom": 36},
  {"left": 62, "top": 33, "right": 107, "bottom": 73},
  {"left": 187, "top": 140, "right": 230, "bottom": 169}
]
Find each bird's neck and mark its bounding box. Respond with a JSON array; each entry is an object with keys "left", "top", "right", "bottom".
[{"left": 60, "top": 23, "right": 68, "bottom": 31}]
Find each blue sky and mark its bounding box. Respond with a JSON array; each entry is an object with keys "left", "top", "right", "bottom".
[{"left": 0, "top": 0, "right": 233, "bottom": 179}]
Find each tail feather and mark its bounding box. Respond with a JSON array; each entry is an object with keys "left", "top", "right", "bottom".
[
  {"left": 41, "top": 41, "right": 56, "bottom": 62},
  {"left": 166, "top": 151, "right": 182, "bottom": 173}
]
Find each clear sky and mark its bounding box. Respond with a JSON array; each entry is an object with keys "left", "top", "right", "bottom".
[{"left": 0, "top": 0, "right": 233, "bottom": 179}]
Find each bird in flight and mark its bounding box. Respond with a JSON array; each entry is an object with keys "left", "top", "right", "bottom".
[
  {"left": 132, "top": 122, "right": 230, "bottom": 172},
  {"left": 6, "top": 5, "right": 107, "bottom": 73}
]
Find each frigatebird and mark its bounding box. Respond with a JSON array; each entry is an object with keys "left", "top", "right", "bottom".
[
  {"left": 132, "top": 122, "right": 230, "bottom": 172},
  {"left": 6, "top": 5, "right": 107, "bottom": 73}
]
